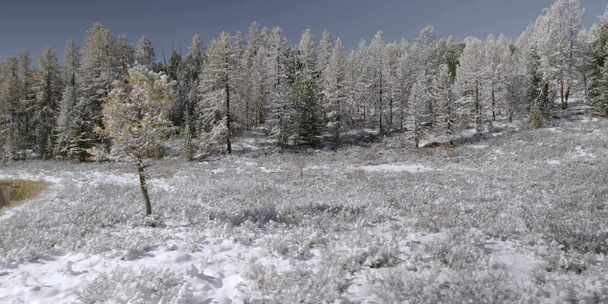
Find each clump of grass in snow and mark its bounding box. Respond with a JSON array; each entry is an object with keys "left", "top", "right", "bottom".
[{"left": 0, "top": 180, "right": 48, "bottom": 208}]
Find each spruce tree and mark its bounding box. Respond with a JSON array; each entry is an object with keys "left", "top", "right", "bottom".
[
  {"left": 266, "top": 27, "right": 293, "bottom": 150},
  {"left": 198, "top": 32, "right": 238, "bottom": 154},
  {"left": 293, "top": 30, "right": 322, "bottom": 147},
  {"left": 17, "top": 52, "right": 36, "bottom": 153},
  {"left": 34, "top": 48, "right": 63, "bottom": 159},
  {"left": 325, "top": 38, "right": 347, "bottom": 150},
  {"left": 135, "top": 36, "right": 156, "bottom": 68},
  {"left": 71, "top": 23, "right": 119, "bottom": 161},
  {"left": 431, "top": 65, "right": 455, "bottom": 144},
  {"left": 526, "top": 46, "right": 544, "bottom": 127},
  {"left": 55, "top": 40, "right": 80, "bottom": 157},
  {"left": 0, "top": 57, "right": 20, "bottom": 160}
]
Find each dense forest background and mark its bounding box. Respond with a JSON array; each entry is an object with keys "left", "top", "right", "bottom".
[{"left": 0, "top": 0, "right": 606, "bottom": 161}]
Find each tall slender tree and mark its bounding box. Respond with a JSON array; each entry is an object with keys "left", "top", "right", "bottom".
[{"left": 34, "top": 48, "right": 63, "bottom": 159}]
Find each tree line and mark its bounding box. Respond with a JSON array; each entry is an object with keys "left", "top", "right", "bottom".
[{"left": 0, "top": 0, "right": 606, "bottom": 162}]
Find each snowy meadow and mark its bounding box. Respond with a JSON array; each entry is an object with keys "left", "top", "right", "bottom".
[{"left": 1, "top": 116, "right": 608, "bottom": 303}]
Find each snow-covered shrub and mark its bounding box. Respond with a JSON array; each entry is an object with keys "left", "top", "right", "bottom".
[
  {"left": 211, "top": 205, "right": 285, "bottom": 228},
  {"left": 535, "top": 268, "right": 608, "bottom": 304},
  {"left": 246, "top": 256, "right": 351, "bottom": 303},
  {"left": 539, "top": 201, "right": 608, "bottom": 255},
  {"left": 540, "top": 244, "right": 596, "bottom": 274},
  {"left": 369, "top": 262, "right": 534, "bottom": 304},
  {"left": 264, "top": 225, "right": 326, "bottom": 260},
  {"left": 77, "top": 268, "right": 190, "bottom": 304},
  {"left": 422, "top": 228, "right": 487, "bottom": 270}
]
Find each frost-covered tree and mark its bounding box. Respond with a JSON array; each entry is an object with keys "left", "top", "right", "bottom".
[
  {"left": 398, "top": 41, "right": 417, "bottom": 130},
  {"left": 431, "top": 64, "right": 455, "bottom": 143},
  {"left": 408, "top": 72, "right": 429, "bottom": 148},
  {"left": 102, "top": 66, "right": 174, "bottom": 216},
  {"left": 265, "top": 27, "right": 293, "bottom": 149},
  {"left": 292, "top": 30, "right": 322, "bottom": 146},
  {"left": 198, "top": 32, "right": 239, "bottom": 154},
  {"left": 55, "top": 40, "right": 82, "bottom": 158},
  {"left": 455, "top": 37, "right": 485, "bottom": 134},
  {"left": 115, "top": 35, "right": 135, "bottom": 76},
  {"left": 368, "top": 31, "right": 387, "bottom": 135},
  {"left": 318, "top": 30, "right": 333, "bottom": 119},
  {"left": 324, "top": 38, "right": 347, "bottom": 149},
  {"left": 348, "top": 41, "right": 371, "bottom": 126},
  {"left": 589, "top": 8, "right": 608, "bottom": 114},
  {"left": 534, "top": 0, "right": 583, "bottom": 109},
  {"left": 527, "top": 46, "right": 546, "bottom": 128},
  {"left": 134, "top": 36, "right": 156, "bottom": 68},
  {"left": 70, "top": 23, "right": 120, "bottom": 160},
  {"left": 484, "top": 35, "right": 502, "bottom": 122},
  {"left": 176, "top": 34, "right": 204, "bottom": 160},
  {"left": 383, "top": 42, "right": 402, "bottom": 132},
  {"left": 34, "top": 48, "right": 63, "bottom": 159},
  {"left": 0, "top": 57, "right": 20, "bottom": 160},
  {"left": 239, "top": 23, "right": 261, "bottom": 129},
  {"left": 17, "top": 52, "right": 36, "bottom": 152}
]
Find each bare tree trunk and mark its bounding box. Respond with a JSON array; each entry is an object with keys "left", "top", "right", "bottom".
[
  {"left": 491, "top": 87, "right": 496, "bottom": 121},
  {"left": 475, "top": 79, "right": 481, "bottom": 134},
  {"left": 400, "top": 96, "right": 405, "bottom": 131},
  {"left": 225, "top": 83, "right": 232, "bottom": 154},
  {"left": 560, "top": 79, "right": 565, "bottom": 110},
  {"left": 378, "top": 71, "right": 384, "bottom": 136},
  {"left": 388, "top": 97, "right": 393, "bottom": 134},
  {"left": 136, "top": 158, "right": 152, "bottom": 216},
  {"left": 335, "top": 99, "right": 341, "bottom": 152},
  {"left": 583, "top": 73, "right": 589, "bottom": 104}
]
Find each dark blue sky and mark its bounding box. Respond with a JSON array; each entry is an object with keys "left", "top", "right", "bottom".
[{"left": 0, "top": 0, "right": 606, "bottom": 60}]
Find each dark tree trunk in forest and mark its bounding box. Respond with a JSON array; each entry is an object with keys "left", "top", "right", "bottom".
[
  {"left": 475, "top": 79, "right": 481, "bottom": 134},
  {"left": 378, "top": 71, "right": 383, "bottom": 136},
  {"left": 136, "top": 159, "right": 152, "bottom": 216},
  {"left": 491, "top": 87, "right": 496, "bottom": 121},
  {"left": 389, "top": 97, "right": 393, "bottom": 133},
  {"left": 225, "top": 83, "right": 232, "bottom": 154},
  {"left": 560, "top": 79, "right": 566, "bottom": 110},
  {"left": 335, "top": 100, "right": 341, "bottom": 151}
]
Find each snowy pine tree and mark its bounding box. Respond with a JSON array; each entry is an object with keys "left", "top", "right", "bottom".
[
  {"left": 135, "top": 36, "right": 156, "bottom": 68},
  {"left": 431, "top": 64, "right": 455, "bottom": 144},
  {"left": 0, "top": 57, "right": 20, "bottom": 160},
  {"left": 324, "top": 38, "right": 347, "bottom": 150},
  {"left": 198, "top": 32, "right": 239, "bottom": 154},
  {"left": 34, "top": 48, "right": 63, "bottom": 159},
  {"left": 69, "top": 23, "right": 120, "bottom": 160}
]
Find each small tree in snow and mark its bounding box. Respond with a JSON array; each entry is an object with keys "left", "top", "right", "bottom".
[{"left": 102, "top": 66, "right": 174, "bottom": 216}]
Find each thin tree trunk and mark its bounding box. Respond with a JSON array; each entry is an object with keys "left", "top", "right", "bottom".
[
  {"left": 475, "top": 79, "right": 481, "bottom": 134},
  {"left": 400, "top": 96, "right": 405, "bottom": 131},
  {"left": 583, "top": 73, "right": 589, "bottom": 104},
  {"left": 335, "top": 102, "right": 340, "bottom": 152},
  {"left": 389, "top": 96, "right": 393, "bottom": 133},
  {"left": 136, "top": 159, "right": 152, "bottom": 216},
  {"left": 379, "top": 72, "right": 383, "bottom": 135},
  {"left": 225, "top": 83, "right": 232, "bottom": 154},
  {"left": 560, "top": 79, "right": 566, "bottom": 110},
  {"left": 491, "top": 87, "right": 496, "bottom": 121}
]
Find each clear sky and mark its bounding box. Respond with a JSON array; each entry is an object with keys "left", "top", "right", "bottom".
[{"left": 0, "top": 0, "right": 606, "bottom": 60}]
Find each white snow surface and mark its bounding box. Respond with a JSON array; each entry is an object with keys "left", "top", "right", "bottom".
[{"left": 357, "top": 162, "right": 436, "bottom": 173}]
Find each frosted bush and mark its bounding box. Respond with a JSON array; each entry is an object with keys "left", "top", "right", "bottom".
[
  {"left": 369, "top": 262, "right": 535, "bottom": 304},
  {"left": 77, "top": 268, "right": 189, "bottom": 304}
]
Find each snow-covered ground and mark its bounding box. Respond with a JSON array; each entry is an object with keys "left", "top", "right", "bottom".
[{"left": 2, "top": 116, "right": 608, "bottom": 303}]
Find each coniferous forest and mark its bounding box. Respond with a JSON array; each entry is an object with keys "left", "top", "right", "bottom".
[{"left": 0, "top": 0, "right": 605, "bottom": 161}]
